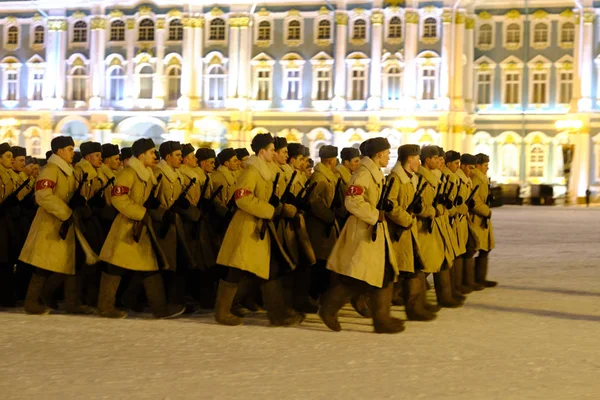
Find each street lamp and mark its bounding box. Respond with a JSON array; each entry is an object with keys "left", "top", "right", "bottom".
[{"left": 554, "top": 118, "right": 581, "bottom": 206}]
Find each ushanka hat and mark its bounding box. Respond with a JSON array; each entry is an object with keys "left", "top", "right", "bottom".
[
  {"left": 460, "top": 153, "right": 477, "bottom": 165},
  {"left": 251, "top": 133, "right": 275, "bottom": 153},
  {"left": 319, "top": 145, "right": 338, "bottom": 159},
  {"left": 359, "top": 140, "right": 369, "bottom": 156},
  {"left": 51, "top": 136, "right": 75, "bottom": 153},
  {"left": 80, "top": 142, "right": 102, "bottom": 157},
  {"left": 445, "top": 150, "right": 461, "bottom": 163},
  {"left": 131, "top": 139, "right": 155, "bottom": 157},
  {"left": 302, "top": 145, "right": 310, "bottom": 157},
  {"left": 340, "top": 147, "right": 360, "bottom": 161},
  {"left": 182, "top": 143, "right": 195, "bottom": 158},
  {"left": 0, "top": 142, "right": 12, "bottom": 156},
  {"left": 159, "top": 141, "right": 182, "bottom": 159},
  {"left": 420, "top": 145, "right": 439, "bottom": 162},
  {"left": 196, "top": 147, "right": 216, "bottom": 161},
  {"left": 120, "top": 147, "right": 133, "bottom": 160},
  {"left": 11, "top": 146, "right": 26, "bottom": 158},
  {"left": 398, "top": 144, "right": 420, "bottom": 160},
  {"left": 217, "top": 148, "right": 237, "bottom": 165},
  {"left": 101, "top": 143, "right": 120, "bottom": 159},
  {"left": 235, "top": 148, "right": 250, "bottom": 159},
  {"left": 274, "top": 137, "right": 288, "bottom": 150},
  {"left": 437, "top": 146, "right": 445, "bottom": 158},
  {"left": 288, "top": 143, "right": 304, "bottom": 159},
  {"left": 365, "top": 137, "right": 391, "bottom": 158},
  {"left": 475, "top": 153, "right": 490, "bottom": 164}
]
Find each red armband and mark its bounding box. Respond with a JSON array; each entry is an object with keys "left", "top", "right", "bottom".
[
  {"left": 111, "top": 185, "right": 130, "bottom": 196},
  {"left": 345, "top": 185, "right": 364, "bottom": 196},
  {"left": 35, "top": 179, "right": 56, "bottom": 191},
  {"left": 234, "top": 188, "right": 251, "bottom": 200}
]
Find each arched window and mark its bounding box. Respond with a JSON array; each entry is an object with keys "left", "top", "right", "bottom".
[
  {"left": 207, "top": 65, "right": 226, "bottom": 102},
  {"left": 288, "top": 20, "right": 301, "bottom": 40},
  {"left": 258, "top": 21, "right": 271, "bottom": 41},
  {"left": 388, "top": 17, "right": 402, "bottom": 39},
  {"left": 29, "top": 136, "right": 41, "bottom": 157},
  {"left": 6, "top": 72, "right": 18, "bottom": 101},
  {"left": 32, "top": 71, "right": 44, "bottom": 101},
  {"left": 33, "top": 25, "right": 45, "bottom": 44},
  {"left": 350, "top": 67, "right": 366, "bottom": 100},
  {"left": 533, "top": 23, "right": 548, "bottom": 44},
  {"left": 318, "top": 20, "right": 331, "bottom": 40},
  {"left": 506, "top": 23, "right": 520, "bottom": 45},
  {"left": 110, "top": 20, "right": 125, "bottom": 41},
  {"left": 73, "top": 21, "right": 88, "bottom": 43},
  {"left": 167, "top": 66, "right": 181, "bottom": 104},
  {"left": 138, "top": 19, "right": 155, "bottom": 41},
  {"left": 108, "top": 67, "right": 125, "bottom": 102},
  {"left": 138, "top": 65, "right": 154, "bottom": 99},
  {"left": 421, "top": 68, "right": 436, "bottom": 100},
  {"left": 423, "top": 18, "right": 437, "bottom": 38},
  {"left": 478, "top": 24, "right": 492, "bottom": 46},
  {"left": 501, "top": 143, "right": 518, "bottom": 177},
  {"left": 529, "top": 146, "right": 544, "bottom": 178},
  {"left": 353, "top": 19, "right": 366, "bottom": 40},
  {"left": 71, "top": 67, "right": 87, "bottom": 101},
  {"left": 385, "top": 66, "right": 402, "bottom": 102},
  {"left": 168, "top": 19, "right": 183, "bottom": 41},
  {"left": 7, "top": 26, "right": 19, "bottom": 45},
  {"left": 209, "top": 18, "right": 226, "bottom": 41},
  {"left": 561, "top": 22, "right": 575, "bottom": 45}
]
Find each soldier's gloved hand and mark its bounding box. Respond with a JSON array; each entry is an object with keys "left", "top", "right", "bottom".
[
  {"left": 173, "top": 196, "right": 190, "bottom": 210},
  {"left": 69, "top": 193, "right": 87, "bottom": 209},
  {"left": 383, "top": 199, "right": 394, "bottom": 213},
  {"left": 444, "top": 199, "right": 454, "bottom": 210},
  {"left": 146, "top": 196, "right": 161, "bottom": 210},
  {"left": 282, "top": 192, "right": 296, "bottom": 204},
  {"left": 455, "top": 195, "right": 464, "bottom": 206},
  {"left": 466, "top": 198, "right": 475, "bottom": 209},
  {"left": 412, "top": 200, "right": 423, "bottom": 215},
  {"left": 282, "top": 203, "right": 297, "bottom": 219},
  {"left": 163, "top": 209, "right": 177, "bottom": 224},
  {"left": 268, "top": 194, "right": 280, "bottom": 208}
]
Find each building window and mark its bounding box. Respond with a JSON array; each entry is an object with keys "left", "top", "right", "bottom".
[
  {"left": 353, "top": 19, "right": 367, "bottom": 40},
  {"left": 501, "top": 143, "right": 518, "bottom": 177},
  {"left": 389, "top": 17, "right": 402, "bottom": 39},
  {"left": 350, "top": 68, "right": 366, "bottom": 100},
  {"left": 207, "top": 65, "right": 226, "bottom": 102},
  {"left": 258, "top": 21, "right": 271, "bottom": 41},
  {"left": 561, "top": 22, "right": 575, "bottom": 45},
  {"left": 385, "top": 66, "right": 402, "bottom": 101},
  {"left": 316, "top": 69, "right": 331, "bottom": 101},
  {"left": 73, "top": 21, "right": 88, "bottom": 43},
  {"left": 71, "top": 67, "right": 87, "bottom": 101},
  {"left": 477, "top": 73, "right": 492, "bottom": 105},
  {"left": 285, "top": 70, "right": 301, "bottom": 100},
  {"left": 531, "top": 71, "right": 547, "bottom": 104},
  {"left": 33, "top": 26, "right": 45, "bottom": 45},
  {"left": 423, "top": 17, "right": 437, "bottom": 38},
  {"left": 168, "top": 19, "right": 183, "bottom": 41},
  {"left": 257, "top": 69, "right": 270, "bottom": 100},
  {"left": 529, "top": 146, "right": 544, "bottom": 178},
  {"left": 478, "top": 24, "right": 492, "bottom": 46},
  {"left": 558, "top": 71, "right": 573, "bottom": 104},
  {"left": 32, "top": 72, "right": 43, "bottom": 101},
  {"left": 30, "top": 137, "right": 41, "bottom": 157},
  {"left": 209, "top": 18, "right": 226, "bottom": 41},
  {"left": 108, "top": 67, "right": 124, "bottom": 102},
  {"left": 288, "top": 20, "right": 301, "bottom": 40},
  {"left": 533, "top": 23, "right": 548, "bottom": 45},
  {"left": 504, "top": 72, "right": 520, "bottom": 104},
  {"left": 6, "top": 72, "right": 18, "bottom": 101},
  {"left": 138, "top": 19, "right": 155, "bottom": 41},
  {"left": 7, "top": 26, "right": 19, "bottom": 45},
  {"left": 506, "top": 23, "right": 520, "bottom": 45},
  {"left": 167, "top": 66, "right": 181, "bottom": 104},
  {"left": 421, "top": 68, "right": 436, "bottom": 100},
  {"left": 138, "top": 65, "right": 153, "bottom": 99},
  {"left": 318, "top": 20, "right": 331, "bottom": 40},
  {"left": 110, "top": 20, "right": 125, "bottom": 41}
]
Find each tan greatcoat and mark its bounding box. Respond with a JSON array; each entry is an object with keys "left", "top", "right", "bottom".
[
  {"left": 306, "top": 162, "right": 339, "bottom": 261},
  {"left": 385, "top": 164, "right": 422, "bottom": 274},
  {"left": 469, "top": 168, "right": 495, "bottom": 252},
  {"left": 327, "top": 157, "right": 399, "bottom": 288},
  {"left": 211, "top": 165, "right": 237, "bottom": 208},
  {"left": 19, "top": 155, "right": 97, "bottom": 275},
  {"left": 99, "top": 157, "right": 167, "bottom": 271},
  {"left": 438, "top": 167, "right": 461, "bottom": 263},
  {"left": 414, "top": 166, "right": 445, "bottom": 273},
  {"left": 216, "top": 155, "right": 293, "bottom": 280},
  {"left": 454, "top": 168, "right": 472, "bottom": 256}
]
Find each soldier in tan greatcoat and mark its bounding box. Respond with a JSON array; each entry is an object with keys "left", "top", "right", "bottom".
[
  {"left": 321, "top": 138, "right": 404, "bottom": 334},
  {"left": 211, "top": 148, "right": 240, "bottom": 237},
  {"left": 0, "top": 143, "right": 18, "bottom": 306},
  {"left": 98, "top": 138, "right": 184, "bottom": 319},
  {"left": 235, "top": 148, "right": 250, "bottom": 171}
]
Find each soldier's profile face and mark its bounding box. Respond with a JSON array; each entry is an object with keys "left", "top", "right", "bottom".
[
  {"left": 0, "top": 151, "right": 13, "bottom": 168},
  {"left": 446, "top": 160, "right": 460, "bottom": 173},
  {"left": 57, "top": 146, "right": 75, "bottom": 164},
  {"left": 274, "top": 147, "right": 288, "bottom": 165},
  {"left": 407, "top": 155, "right": 421, "bottom": 173},
  {"left": 141, "top": 149, "right": 156, "bottom": 167},
  {"left": 184, "top": 153, "right": 198, "bottom": 168},
  {"left": 107, "top": 155, "right": 121, "bottom": 170},
  {"left": 167, "top": 150, "right": 183, "bottom": 169},
  {"left": 201, "top": 158, "right": 215, "bottom": 173},
  {"left": 225, "top": 156, "right": 239, "bottom": 171},
  {"left": 87, "top": 152, "right": 103, "bottom": 168},
  {"left": 240, "top": 156, "right": 248, "bottom": 169},
  {"left": 13, "top": 155, "right": 26, "bottom": 172},
  {"left": 378, "top": 149, "right": 391, "bottom": 168},
  {"left": 346, "top": 157, "right": 360, "bottom": 173},
  {"left": 477, "top": 162, "right": 489, "bottom": 174},
  {"left": 262, "top": 144, "right": 275, "bottom": 163},
  {"left": 30, "top": 164, "right": 40, "bottom": 178},
  {"left": 461, "top": 164, "right": 475, "bottom": 177}
]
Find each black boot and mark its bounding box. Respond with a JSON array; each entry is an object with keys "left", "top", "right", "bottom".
[
  {"left": 97, "top": 272, "right": 128, "bottom": 318},
  {"left": 41, "top": 273, "right": 65, "bottom": 310},
  {"left": 24, "top": 273, "right": 50, "bottom": 315},
  {"left": 261, "top": 279, "right": 304, "bottom": 327},
  {"left": 0, "top": 264, "right": 17, "bottom": 307},
  {"left": 121, "top": 273, "right": 145, "bottom": 312},
  {"left": 434, "top": 270, "right": 462, "bottom": 308},
  {"left": 144, "top": 274, "right": 185, "bottom": 319},
  {"left": 292, "top": 266, "right": 319, "bottom": 314},
  {"left": 350, "top": 294, "right": 371, "bottom": 318},
  {"left": 449, "top": 264, "right": 467, "bottom": 303},
  {"left": 464, "top": 257, "right": 484, "bottom": 291},
  {"left": 420, "top": 273, "right": 440, "bottom": 312},
  {"left": 476, "top": 253, "right": 497, "bottom": 288},
  {"left": 64, "top": 275, "right": 94, "bottom": 314},
  {"left": 215, "top": 280, "right": 243, "bottom": 325},
  {"left": 403, "top": 275, "right": 436, "bottom": 321},
  {"left": 318, "top": 282, "right": 356, "bottom": 332},
  {"left": 391, "top": 280, "right": 404, "bottom": 306},
  {"left": 456, "top": 257, "right": 473, "bottom": 294},
  {"left": 370, "top": 282, "right": 405, "bottom": 334}
]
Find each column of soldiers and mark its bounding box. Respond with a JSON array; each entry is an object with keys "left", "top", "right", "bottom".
[{"left": 0, "top": 132, "right": 496, "bottom": 334}]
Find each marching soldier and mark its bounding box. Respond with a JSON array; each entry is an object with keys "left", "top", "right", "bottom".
[
  {"left": 120, "top": 147, "right": 132, "bottom": 170},
  {"left": 235, "top": 148, "right": 250, "bottom": 171},
  {"left": 211, "top": 148, "right": 240, "bottom": 224},
  {"left": 197, "top": 148, "right": 216, "bottom": 175},
  {"left": 98, "top": 138, "right": 184, "bottom": 319},
  {"left": 19, "top": 136, "right": 98, "bottom": 315},
  {"left": 470, "top": 154, "right": 497, "bottom": 288},
  {"left": 214, "top": 133, "right": 302, "bottom": 327},
  {"left": 334, "top": 147, "right": 360, "bottom": 228},
  {"left": 386, "top": 145, "right": 436, "bottom": 321},
  {"left": 321, "top": 138, "right": 404, "bottom": 334},
  {"left": 287, "top": 143, "right": 307, "bottom": 195}
]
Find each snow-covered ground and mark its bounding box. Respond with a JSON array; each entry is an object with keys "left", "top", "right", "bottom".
[{"left": 2, "top": 206, "right": 600, "bottom": 399}]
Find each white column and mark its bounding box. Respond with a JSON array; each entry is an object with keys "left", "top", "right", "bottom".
[
  {"left": 179, "top": 16, "right": 194, "bottom": 109},
  {"left": 439, "top": 10, "right": 452, "bottom": 110},
  {"left": 570, "top": 16, "right": 582, "bottom": 111},
  {"left": 153, "top": 18, "right": 166, "bottom": 108},
  {"left": 43, "top": 20, "right": 60, "bottom": 103},
  {"left": 578, "top": 10, "right": 594, "bottom": 111},
  {"left": 403, "top": 10, "right": 418, "bottom": 109},
  {"left": 464, "top": 15, "right": 475, "bottom": 114},
  {"left": 332, "top": 12, "right": 348, "bottom": 110},
  {"left": 124, "top": 18, "right": 136, "bottom": 107},
  {"left": 451, "top": 12, "right": 465, "bottom": 112},
  {"left": 576, "top": 132, "right": 591, "bottom": 201},
  {"left": 367, "top": 10, "right": 384, "bottom": 110},
  {"left": 193, "top": 18, "right": 205, "bottom": 108},
  {"left": 227, "top": 19, "right": 241, "bottom": 103},
  {"left": 89, "top": 16, "right": 106, "bottom": 108},
  {"left": 237, "top": 16, "right": 251, "bottom": 107}
]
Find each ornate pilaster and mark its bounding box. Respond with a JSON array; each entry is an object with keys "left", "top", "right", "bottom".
[
  {"left": 153, "top": 18, "right": 166, "bottom": 109},
  {"left": 89, "top": 17, "right": 106, "bottom": 108},
  {"left": 367, "top": 11, "right": 384, "bottom": 110},
  {"left": 402, "top": 10, "right": 418, "bottom": 109},
  {"left": 124, "top": 18, "right": 136, "bottom": 107},
  {"left": 332, "top": 12, "right": 348, "bottom": 110}
]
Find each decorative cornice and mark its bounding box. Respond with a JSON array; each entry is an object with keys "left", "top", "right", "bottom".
[
  {"left": 560, "top": 9, "right": 574, "bottom": 19},
  {"left": 405, "top": 11, "right": 418, "bottom": 24},
  {"left": 466, "top": 17, "right": 475, "bottom": 30},
  {"left": 109, "top": 9, "right": 124, "bottom": 19},
  {"left": 167, "top": 9, "right": 182, "bottom": 19},
  {"left": 48, "top": 19, "right": 67, "bottom": 31},
  {"left": 257, "top": 8, "right": 270, "bottom": 17},
  {"left": 371, "top": 11, "right": 384, "bottom": 25},
  {"left": 478, "top": 11, "right": 492, "bottom": 20},
  {"left": 127, "top": 18, "right": 135, "bottom": 30},
  {"left": 532, "top": 10, "right": 549, "bottom": 20},
  {"left": 505, "top": 10, "right": 520, "bottom": 19},
  {"left": 72, "top": 11, "right": 86, "bottom": 19},
  {"left": 91, "top": 17, "right": 105, "bottom": 30},
  {"left": 210, "top": 7, "right": 224, "bottom": 17},
  {"left": 584, "top": 11, "right": 595, "bottom": 24},
  {"left": 335, "top": 13, "right": 348, "bottom": 25},
  {"left": 318, "top": 6, "right": 330, "bottom": 16},
  {"left": 230, "top": 17, "right": 250, "bottom": 28},
  {"left": 288, "top": 9, "right": 301, "bottom": 17},
  {"left": 138, "top": 6, "right": 152, "bottom": 16},
  {"left": 156, "top": 18, "right": 165, "bottom": 29},
  {"left": 32, "top": 13, "right": 43, "bottom": 22}
]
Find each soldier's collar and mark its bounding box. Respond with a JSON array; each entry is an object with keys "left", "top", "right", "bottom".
[
  {"left": 246, "top": 155, "right": 272, "bottom": 182},
  {"left": 48, "top": 154, "right": 73, "bottom": 176},
  {"left": 416, "top": 165, "right": 440, "bottom": 187},
  {"left": 359, "top": 156, "right": 384, "bottom": 184},
  {"left": 471, "top": 168, "right": 488, "bottom": 181},
  {"left": 126, "top": 157, "right": 151, "bottom": 182},
  {"left": 391, "top": 162, "right": 411, "bottom": 184},
  {"left": 100, "top": 163, "right": 116, "bottom": 180},
  {"left": 156, "top": 160, "right": 180, "bottom": 183},
  {"left": 335, "top": 164, "right": 351, "bottom": 184},
  {"left": 217, "top": 165, "right": 236, "bottom": 185},
  {"left": 314, "top": 162, "right": 336, "bottom": 182},
  {"left": 76, "top": 159, "right": 99, "bottom": 180}
]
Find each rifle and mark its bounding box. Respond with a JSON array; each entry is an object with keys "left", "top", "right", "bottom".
[
  {"left": 133, "top": 174, "right": 163, "bottom": 243},
  {"left": 425, "top": 179, "right": 444, "bottom": 234},
  {"left": 465, "top": 185, "right": 480, "bottom": 210},
  {"left": 0, "top": 177, "right": 31, "bottom": 212},
  {"left": 443, "top": 181, "right": 455, "bottom": 210},
  {"left": 88, "top": 176, "right": 116, "bottom": 209},
  {"left": 392, "top": 178, "right": 427, "bottom": 242},
  {"left": 295, "top": 181, "right": 317, "bottom": 212},
  {"left": 482, "top": 183, "right": 492, "bottom": 228},
  {"left": 259, "top": 172, "right": 280, "bottom": 240},
  {"left": 372, "top": 177, "right": 394, "bottom": 242},
  {"left": 325, "top": 178, "right": 342, "bottom": 237},
  {"left": 59, "top": 172, "right": 88, "bottom": 240},
  {"left": 196, "top": 176, "right": 211, "bottom": 210},
  {"left": 158, "top": 177, "right": 196, "bottom": 239},
  {"left": 454, "top": 180, "right": 464, "bottom": 206},
  {"left": 274, "top": 170, "right": 297, "bottom": 227}
]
